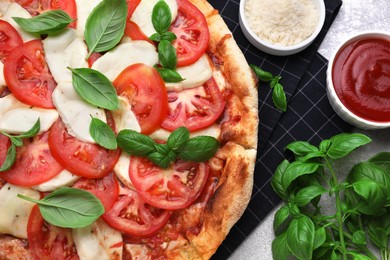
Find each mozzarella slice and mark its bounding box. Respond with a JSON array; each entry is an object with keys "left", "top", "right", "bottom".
[
  {"left": 73, "top": 218, "right": 123, "bottom": 260},
  {"left": 75, "top": 0, "right": 104, "bottom": 37},
  {"left": 32, "top": 170, "right": 81, "bottom": 192},
  {"left": 1, "top": 2, "right": 38, "bottom": 42},
  {"left": 43, "top": 29, "right": 89, "bottom": 84},
  {"left": 149, "top": 124, "right": 221, "bottom": 141},
  {"left": 0, "top": 184, "right": 40, "bottom": 239},
  {"left": 0, "top": 94, "right": 58, "bottom": 134},
  {"left": 131, "top": 0, "right": 178, "bottom": 37},
  {"left": 92, "top": 41, "right": 158, "bottom": 81},
  {"left": 114, "top": 152, "right": 134, "bottom": 189},
  {"left": 52, "top": 82, "right": 106, "bottom": 143},
  {"left": 0, "top": 62, "right": 6, "bottom": 87},
  {"left": 112, "top": 97, "right": 141, "bottom": 133},
  {"left": 165, "top": 55, "right": 213, "bottom": 91}
]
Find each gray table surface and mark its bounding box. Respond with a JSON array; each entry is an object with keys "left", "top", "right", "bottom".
[{"left": 230, "top": 0, "right": 390, "bottom": 259}]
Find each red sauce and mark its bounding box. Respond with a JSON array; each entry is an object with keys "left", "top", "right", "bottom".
[{"left": 332, "top": 37, "right": 390, "bottom": 122}]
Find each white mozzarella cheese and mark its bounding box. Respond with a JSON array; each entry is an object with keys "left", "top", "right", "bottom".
[
  {"left": 149, "top": 124, "right": 221, "bottom": 141},
  {"left": 73, "top": 218, "right": 123, "bottom": 260},
  {"left": 1, "top": 2, "right": 38, "bottom": 42},
  {"left": 32, "top": 170, "right": 81, "bottom": 192},
  {"left": 0, "top": 2, "right": 10, "bottom": 16},
  {"left": 91, "top": 41, "right": 158, "bottom": 81},
  {"left": 0, "top": 94, "right": 58, "bottom": 134},
  {"left": 114, "top": 152, "right": 134, "bottom": 189},
  {"left": 0, "top": 184, "right": 40, "bottom": 239},
  {"left": 0, "top": 62, "right": 6, "bottom": 87},
  {"left": 43, "top": 29, "right": 89, "bottom": 83},
  {"left": 75, "top": 0, "right": 104, "bottom": 37},
  {"left": 112, "top": 97, "right": 141, "bottom": 133},
  {"left": 165, "top": 55, "right": 213, "bottom": 91},
  {"left": 52, "top": 82, "right": 106, "bottom": 143},
  {"left": 131, "top": 0, "right": 178, "bottom": 37}
]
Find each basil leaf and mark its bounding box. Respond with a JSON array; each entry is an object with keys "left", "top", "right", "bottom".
[
  {"left": 293, "top": 185, "right": 327, "bottom": 207},
  {"left": 346, "top": 252, "right": 372, "bottom": 260},
  {"left": 158, "top": 40, "right": 177, "bottom": 70},
  {"left": 250, "top": 64, "right": 274, "bottom": 82},
  {"left": 281, "top": 161, "right": 321, "bottom": 191},
  {"left": 367, "top": 220, "right": 388, "bottom": 249},
  {"left": 178, "top": 136, "right": 219, "bottom": 162},
  {"left": 160, "top": 31, "right": 176, "bottom": 42},
  {"left": 68, "top": 67, "right": 119, "bottom": 110},
  {"left": 285, "top": 141, "right": 318, "bottom": 157},
  {"left": 327, "top": 133, "right": 371, "bottom": 159},
  {"left": 368, "top": 152, "right": 390, "bottom": 174},
  {"left": 148, "top": 144, "right": 176, "bottom": 168},
  {"left": 89, "top": 117, "right": 117, "bottom": 150},
  {"left": 272, "top": 83, "right": 287, "bottom": 112},
  {"left": 149, "top": 32, "right": 161, "bottom": 42},
  {"left": 352, "top": 230, "right": 366, "bottom": 245},
  {"left": 270, "top": 76, "right": 282, "bottom": 88},
  {"left": 319, "top": 139, "right": 331, "bottom": 153},
  {"left": 313, "top": 227, "right": 326, "bottom": 250},
  {"left": 16, "top": 118, "right": 40, "bottom": 138},
  {"left": 167, "top": 127, "right": 190, "bottom": 152},
  {"left": 18, "top": 187, "right": 104, "bottom": 228},
  {"left": 273, "top": 205, "right": 291, "bottom": 235},
  {"left": 272, "top": 232, "right": 291, "bottom": 260},
  {"left": 1, "top": 133, "right": 23, "bottom": 147},
  {"left": 0, "top": 144, "right": 16, "bottom": 172},
  {"left": 12, "top": 10, "right": 73, "bottom": 35},
  {"left": 84, "top": 0, "right": 127, "bottom": 57},
  {"left": 352, "top": 180, "right": 387, "bottom": 215},
  {"left": 152, "top": 0, "right": 172, "bottom": 34},
  {"left": 286, "top": 215, "right": 315, "bottom": 260},
  {"left": 348, "top": 162, "right": 390, "bottom": 191},
  {"left": 117, "top": 129, "right": 156, "bottom": 156},
  {"left": 155, "top": 67, "right": 184, "bottom": 82},
  {"left": 271, "top": 160, "right": 290, "bottom": 201}
]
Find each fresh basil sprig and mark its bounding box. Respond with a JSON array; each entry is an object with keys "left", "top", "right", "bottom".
[
  {"left": 89, "top": 117, "right": 117, "bottom": 150},
  {"left": 250, "top": 64, "right": 287, "bottom": 112},
  {"left": 12, "top": 10, "right": 73, "bottom": 35},
  {"left": 84, "top": 0, "right": 127, "bottom": 58},
  {"left": 152, "top": 0, "right": 172, "bottom": 35},
  {"left": 117, "top": 127, "right": 219, "bottom": 168},
  {"left": 0, "top": 119, "right": 40, "bottom": 172},
  {"left": 68, "top": 67, "right": 119, "bottom": 110},
  {"left": 154, "top": 67, "right": 184, "bottom": 82},
  {"left": 158, "top": 40, "right": 177, "bottom": 70},
  {"left": 18, "top": 187, "right": 104, "bottom": 228}
]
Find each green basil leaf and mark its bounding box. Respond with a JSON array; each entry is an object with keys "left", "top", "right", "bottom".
[
  {"left": 367, "top": 221, "right": 388, "bottom": 249},
  {"left": 270, "top": 76, "right": 282, "bottom": 88},
  {"left": 1, "top": 133, "right": 23, "bottom": 147},
  {"left": 368, "top": 152, "right": 390, "bottom": 174},
  {"left": 346, "top": 252, "right": 372, "bottom": 260},
  {"left": 178, "top": 136, "right": 219, "bottom": 162},
  {"left": 272, "top": 232, "right": 291, "bottom": 260},
  {"left": 352, "top": 230, "right": 366, "bottom": 245},
  {"left": 271, "top": 160, "right": 290, "bottom": 201},
  {"left": 313, "top": 227, "right": 326, "bottom": 250},
  {"left": 352, "top": 180, "right": 387, "bottom": 215},
  {"left": 149, "top": 32, "right": 162, "bottom": 42},
  {"left": 300, "top": 150, "right": 325, "bottom": 162},
  {"left": 293, "top": 185, "right": 327, "bottom": 207},
  {"left": 319, "top": 139, "right": 331, "bottom": 153},
  {"left": 281, "top": 161, "right": 321, "bottom": 191},
  {"left": 160, "top": 31, "right": 176, "bottom": 42},
  {"left": 286, "top": 215, "right": 315, "bottom": 260},
  {"left": 167, "top": 127, "right": 190, "bottom": 152},
  {"left": 117, "top": 129, "right": 156, "bottom": 156},
  {"left": 348, "top": 162, "right": 390, "bottom": 190},
  {"left": 158, "top": 40, "right": 177, "bottom": 69},
  {"left": 285, "top": 141, "right": 318, "bottom": 157},
  {"left": 272, "top": 83, "right": 287, "bottom": 112},
  {"left": 16, "top": 118, "right": 41, "bottom": 138},
  {"left": 68, "top": 67, "right": 119, "bottom": 110},
  {"left": 84, "top": 0, "right": 127, "bottom": 57},
  {"left": 327, "top": 133, "right": 371, "bottom": 159},
  {"left": 12, "top": 10, "right": 73, "bottom": 35},
  {"left": 89, "top": 117, "right": 117, "bottom": 150},
  {"left": 18, "top": 187, "right": 104, "bottom": 228},
  {"left": 152, "top": 0, "right": 172, "bottom": 34},
  {"left": 0, "top": 144, "right": 16, "bottom": 172},
  {"left": 250, "top": 64, "right": 274, "bottom": 82},
  {"left": 155, "top": 67, "right": 184, "bottom": 82},
  {"left": 273, "top": 205, "right": 291, "bottom": 235},
  {"left": 148, "top": 144, "right": 176, "bottom": 168}
]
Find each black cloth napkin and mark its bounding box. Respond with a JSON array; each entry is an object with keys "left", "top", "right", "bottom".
[{"left": 205, "top": 0, "right": 352, "bottom": 258}]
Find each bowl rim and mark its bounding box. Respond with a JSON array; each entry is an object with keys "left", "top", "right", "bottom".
[
  {"left": 326, "top": 30, "right": 390, "bottom": 128},
  {"left": 239, "top": 0, "right": 326, "bottom": 52}
]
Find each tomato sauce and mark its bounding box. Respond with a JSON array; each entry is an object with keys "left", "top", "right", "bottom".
[{"left": 332, "top": 37, "right": 390, "bottom": 122}]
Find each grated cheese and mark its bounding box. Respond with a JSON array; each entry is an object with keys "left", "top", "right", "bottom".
[{"left": 244, "top": 0, "right": 319, "bottom": 46}]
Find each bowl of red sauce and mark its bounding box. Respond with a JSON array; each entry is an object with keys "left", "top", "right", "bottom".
[{"left": 327, "top": 31, "right": 390, "bottom": 129}]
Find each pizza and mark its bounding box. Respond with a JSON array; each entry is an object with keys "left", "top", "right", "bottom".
[{"left": 0, "top": 0, "right": 258, "bottom": 259}]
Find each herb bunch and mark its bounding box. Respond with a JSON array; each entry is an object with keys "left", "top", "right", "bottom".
[{"left": 272, "top": 133, "right": 390, "bottom": 260}]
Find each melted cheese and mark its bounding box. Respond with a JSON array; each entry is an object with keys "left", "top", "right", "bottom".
[
  {"left": 75, "top": 0, "right": 104, "bottom": 36},
  {"left": 32, "top": 170, "right": 81, "bottom": 192},
  {"left": 150, "top": 124, "right": 221, "bottom": 141},
  {"left": 112, "top": 97, "right": 141, "bottom": 133},
  {"left": 114, "top": 152, "right": 134, "bottom": 189}
]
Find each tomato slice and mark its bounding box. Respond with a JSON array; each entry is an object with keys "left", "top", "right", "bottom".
[
  {"left": 15, "top": 0, "right": 77, "bottom": 28},
  {"left": 73, "top": 172, "right": 119, "bottom": 212},
  {"left": 103, "top": 187, "right": 171, "bottom": 237},
  {"left": 161, "top": 78, "right": 225, "bottom": 132},
  {"left": 48, "top": 119, "right": 120, "bottom": 179},
  {"left": 126, "top": 0, "right": 141, "bottom": 20},
  {"left": 129, "top": 157, "right": 209, "bottom": 210},
  {"left": 28, "top": 205, "right": 79, "bottom": 260},
  {"left": 113, "top": 64, "right": 168, "bottom": 135},
  {"left": 169, "top": 0, "right": 210, "bottom": 67},
  {"left": 4, "top": 40, "right": 57, "bottom": 109},
  {"left": 124, "top": 21, "right": 154, "bottom": 44},
  {"left": 0, "top": 20, "right": 23, "bottom": 63},
  {"left": 0, "top": 132, "right": 64, "bottom": 187}
]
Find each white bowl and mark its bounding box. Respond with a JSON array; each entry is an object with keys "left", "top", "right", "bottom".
[
  {"left": 239, "top": 0, "right": 326, "bottom": 56},
  {"left": 326, "top": 31, "right": 390, "bottom": 130}
]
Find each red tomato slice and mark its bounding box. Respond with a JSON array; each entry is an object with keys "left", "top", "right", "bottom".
[
  {"left": 15, "top": 0, "right": 77, "bottom": 28},
  {"left": 0, "top": 132, "right": 64, "bottom": 187},
  {"left": 129, "top": 157, "right": 209, "bottom": 210},
  {"left": 126, "top": 0, "right": 141, "bottom": 20},
  {"left": 73, "top": 172, "right": 119, "bottom": 212},
  {"left": 28, "top": 205, "right": 79, "bottom": 260},
  {"left": 161, "top": 78, "right": 225, "bottom": 132},
  {"left": 169, "top": 0, "right": 210, "bottom": 67},
  {"left": 103, "top": 187, "right": 171, "bottom": 237},
  {"left": 87, "top": 52, "right": 103, "bottom": 68},
  {"left": 113, "top": 64, "right": 168, "bottom": 135},
  {"left": 0, "top": 20, "right": 23, "bottom": 63},
  {"left": 4, "top": 40, "right": 57, "bottom": 109},
  {"left": 124, "top": 21, "right": 154, "bottom": 44},
  {"left": 48, "top": 119, "right": 120, "bottom": 179}
]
